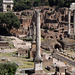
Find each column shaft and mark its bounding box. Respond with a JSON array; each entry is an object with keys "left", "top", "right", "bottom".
[
  {"left": 68, "top": 9, "right": 71, "bottom": 34},
  {"left": 29, "top": 26, "right": 32, "bottom": 38},
  {"left": 74, "top": 10, "right": 75, "bottom": 33},
  {"left": 32, "top": 22, "right": 36, "bottom": 42},
  {"left": 11, "top": 4, "right": 13, "bottom": 10},
  {"left": 36, "top": 10, "right": 41, "bottom": 57},
  {"left": 34, "top": 9, "right": 43, "bottom": 72},
  {"left": 3, "top": 4, "right": 7, "bottom": 12}
]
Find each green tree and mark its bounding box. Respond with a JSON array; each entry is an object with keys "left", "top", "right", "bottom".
[
  {"left": 13, "top": 0, "right": 31, "bottom": 11},
  {"left": 3, "top": 12, "right": 20, "bottom": 32},
  {"left": 0, "top": 13, "right": 4, "bottom": 25},
  {"left": 0, "top": 0, "right": 2, "bottom": 11},
  {"left": 48, "top": 0, "right": 55, "bottom": 6},
  {"left": 0, "top": 63, "right": 17, "bottom": 75},
  {"left": 41, "top": 0, "right": 49, "bottom": 6},
  {"left": 0, "top": 0, "right": 75, "bottom": 11},
  {"left": 0, "top": 12, "right": 20, "bottom": 33},
  {"left": 33, "top": 0, "right": 41, "bottom": 7},
  {"left": 48, "top": 0, "right": 75, "bottom": 7},
  {"left": 58, "top": 0, "right": 65, "bottom": 7}
]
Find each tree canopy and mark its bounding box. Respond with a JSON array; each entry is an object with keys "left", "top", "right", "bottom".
[
  {"left": 0, "top": 0, "right": 2, "bottom": 11},
  {"left": 0, "top": 0, "right": 75, "bottom": 11},
  {"left": 0, "top": 63, "right": 17, "bottom": 75},
  {"left": 11, "top": 0, "right": 75, "bottom": 11},
  {"left": 48, "top": 0, "right": 75, "bottom": 7},
  {"left": 0, "top": 12, "right": 20, "bottom": 35},
  {"left": 14, "top": 0, "right": 32, "bottom": 11}
]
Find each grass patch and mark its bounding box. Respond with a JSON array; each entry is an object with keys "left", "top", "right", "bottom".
[
  {"left": 0, "top": 53, "right": 13, "bottom": 57},
  {"left": 9, "top": 44, "right": 14, "bottom": 48},
  {"left": 0, "top": 52, "right": 34, "bottom": 69},
  {"left": 19, "top": 61, "right": 34, "bottom": 68},
  {"left": 41, "top": 37, "right": 44, "bottom": 41}
]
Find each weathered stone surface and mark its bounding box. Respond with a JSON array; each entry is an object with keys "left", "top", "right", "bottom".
[
  {"left": 70, "top": 3, "right": 75, "bottom": 11},
  {"left": 34, "top": 9, "right": 43, "bottom": 72},
  {"left": 68, "top": 9, "right": 71, "bottom": 34},
  {"left": 74, "top": 10, "right": 75, "bottom": 33}
]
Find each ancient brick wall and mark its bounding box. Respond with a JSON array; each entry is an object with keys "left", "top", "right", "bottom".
[{"left": 18, "top": 49, "right": 29, "bottom": 57}]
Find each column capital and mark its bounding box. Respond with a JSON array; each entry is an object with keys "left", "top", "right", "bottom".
[
  {"left": 70, "top": 3, "right": 75, "bottom": 11},
  {"left": 73, "top": 10, "right": 75, "bottom": 33},
  {"left": 34, "top": 9, "right": 41, "bottom": 13},
  {"left": 68, "top": 8, "right": 71, "bottom": 11}
]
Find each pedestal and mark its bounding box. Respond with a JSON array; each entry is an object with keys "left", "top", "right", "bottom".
[{"left": 34, "top": 62, "right": 43, "bottom": 73}]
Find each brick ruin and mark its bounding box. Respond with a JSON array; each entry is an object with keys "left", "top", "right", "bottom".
[
  {"left": 9, "top": 6, "right": 75, "bottom": 75},
  {"left": 10, "top": 6, "right": 74, "bottom": 40},
  {"left": 18, "top": 47, "right": 29, "bottom": 57}
]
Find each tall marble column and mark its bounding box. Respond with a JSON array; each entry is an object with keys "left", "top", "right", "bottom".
[
  {"left": 74, "top": 10, "right": 75, "bottom": 33},
  {"left": 29, "top": 25, "right": 32, "bottom": 38},
  {"left": 11, "top": 4, "right": 13, "bottom": 11},
  {"left": 32, "top": 22, "right": 36, "bottom": 42},
  {"left": 34, "top": 9, "right": 43, "bottom": 72},
  {"left": 68, "top": 9, "right": 71, "bottom": 34},
  {"left": 3, "top": 4, "right": 7, "bottom": 12}
]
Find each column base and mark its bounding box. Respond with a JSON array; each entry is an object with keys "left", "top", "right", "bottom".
[
  {"left": 34, "top": 62, "right": 43, "bottom": 73},
  {"left": 34, "top": 55, "right": 43, "bottom": 62},
  {"left": 35, "top": 70, "right": 43, "bottom": 74}
]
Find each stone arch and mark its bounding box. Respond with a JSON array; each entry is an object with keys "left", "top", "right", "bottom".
[
  {"left": 55, "top": 44, "right": 61, "bottom": 49},
  {"left": 3, "top": 0, "right": 13, "bottom": 12}
]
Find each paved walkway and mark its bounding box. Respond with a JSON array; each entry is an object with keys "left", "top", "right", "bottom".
[{"left": 53, "top": 58, "right": 66, "bottom": 67}]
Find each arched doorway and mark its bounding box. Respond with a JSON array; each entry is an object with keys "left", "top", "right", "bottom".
[
  {"left": 55, "top": 44, "right": 61, "bottom": 49},
  {"left": 7, "top": 5, "right": 11, "bottom": 11}
]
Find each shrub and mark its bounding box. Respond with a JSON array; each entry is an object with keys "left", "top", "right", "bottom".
[{"left": 0, "top": 62, "right": 17, "bottom": 75}]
